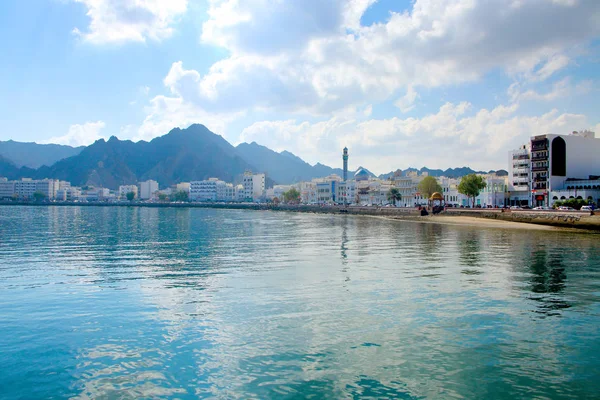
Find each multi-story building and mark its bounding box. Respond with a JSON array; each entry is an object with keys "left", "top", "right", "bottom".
[
  {"left": 235, "top": 184, "right": 245, "bottom": 201},
  {"left": 190, "top": 178, "right": 236, "bottom": 202},
  {"left": 530, "top": 130, "right": 600, "bottom": 207},
  {"left": 508, "top": 145, "right": 531, "bottom": 206},
  {"left": 0, "top": 178, "right": 15, "bottom": 199},
  {"left": 118, "top": 185, "right": 138, "bottom": 200},
  {"left": 242, "top": 171, "right": 265, "bottom": 202},
  {"left": 11, "top": 178, "right": 57, "bottom": 200},
  {"left": 139, "top": 180, "right": 159, "bottom": 200},
  {"left": 217, "top": 182, "right": 236, "bottom": 202},
  {"left": 190, "top": 179, "right": 219, "bottom": 201},
  {"left": 298, "top": 182, "right": 317, "bottom": 204}
]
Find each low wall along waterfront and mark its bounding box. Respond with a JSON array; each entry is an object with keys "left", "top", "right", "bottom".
[{"left": 2, "top": 201, "right": 599, "bottom": 231}]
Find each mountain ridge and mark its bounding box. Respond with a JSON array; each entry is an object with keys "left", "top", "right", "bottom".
[
  {"left": 1, "top": 124, "right": 506, "bottom": 188},
  {"left": 0, "top": 140, "right": 84, "bottom": 169}
]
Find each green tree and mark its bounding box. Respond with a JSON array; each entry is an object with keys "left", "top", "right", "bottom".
[
  {"left": 417, "top": 176, "right": 442, "bottom": 202},
  {"left": 283, "top": 188, "right": 301, "bottom": 204},
  {"left": 387, "top": 188, "right": 402, "bottom": 206},
  {"left": 458, "top": 174, "right": 487, "bottom": 207},
  {"left": 158, "top": 193, "right": 169, "bottom": 202},
  {"left": 33, "top": 191, "right": 46, "bottom": 202},
  {"left": 126, "top": 191, "right": 136, "bottom": 201},
  {"left": 172, "top": 190, "right": 189, "bottom": 202}
]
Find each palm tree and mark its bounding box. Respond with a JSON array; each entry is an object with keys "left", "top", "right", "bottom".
[{"left": 387, "top": 188, "right": 402, "bottom": 206}]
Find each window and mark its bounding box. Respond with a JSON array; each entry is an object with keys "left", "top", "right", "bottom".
[{"left": 551, "top": 137, "right": 566, "bottom": 176}]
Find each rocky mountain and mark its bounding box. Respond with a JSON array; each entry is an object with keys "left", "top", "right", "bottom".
[
  {"left": 0, "top": 140, "right": 83, "bottom": 169},
  {"left": 2, "top": 124, "right": 507, "bottom": 188},
  {"left": 35, "top": 124, "right": 257, "bottom": 189},
  {"left": 0, "top": 155, "right": 36, "bottom": 180}
]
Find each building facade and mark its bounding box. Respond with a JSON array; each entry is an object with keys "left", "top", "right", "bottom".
[
  {"left": 243, "top": 172, "right": 266, "bottom": 201},
  {"left": 530, "top": 131, "right": 600, "bottom": 207},
  {"left": 119, "top": 185, "right": 138, "bottom": 200},
  {"left": 508, "top": 145, "right": 531, "bottom": 206},
  {"left": 139, "top": 180, "right": 159, "bottom": 200}
]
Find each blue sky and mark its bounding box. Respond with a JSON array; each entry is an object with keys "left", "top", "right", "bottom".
[{"left": 1, "top": 0, "right": 599, "bottom": 173}]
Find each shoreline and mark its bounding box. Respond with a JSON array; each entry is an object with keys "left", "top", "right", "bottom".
[{"left": 1, "top": 201, "right": 599, "bottom": 232}]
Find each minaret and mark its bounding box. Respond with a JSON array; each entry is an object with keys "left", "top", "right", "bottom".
[{"left": 343, "top": 147, "right": 348, "bottom": 182}]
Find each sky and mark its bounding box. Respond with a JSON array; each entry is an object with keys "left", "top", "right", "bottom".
[{"left": 0, "top": 0, "right": 599, "bottom": 174}]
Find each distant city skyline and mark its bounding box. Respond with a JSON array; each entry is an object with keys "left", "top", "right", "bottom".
[{"left": 1, "top": 0, "right": 599, "bottom": 173}]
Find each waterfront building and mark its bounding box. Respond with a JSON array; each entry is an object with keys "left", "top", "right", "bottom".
[
  {"left": 337, "top": 180, "right": 356, "bottom": 205},
  {"left": 549, "top": 176, "right": 600, "bottom": 206},
  {"left": 217, "top": 182, "right": 236, "bottom": 202},
  {"left": 440, "top": 177, "right": 464, "bottom": 206},
  {"left": 243, "top": 171, "right": 266, "bottom": 202},
  {"left": 313, "top": 175, "right": 342, "bottom": 204},
  {"left": 118, "top": 185, "right": 138, "bottom": 200},
  {"left": 139, "top": 180, "right": 159, "bottom": 200},
  {"left": 190, "top": 178, "right": 219, "bottom": 201},
  {"left": 176, "top": 182, "right": 191, "bottom": 193},
  {"left": 298, "top": 181, "right": 317, "bottom": 204},
  {"left": 530, "top": 130, "right": 600, "bottom": 207},
  {"left": 477, "top": 175, "right": 508, "bottom": 207},
  {"left": 189, "top": 179, "right": 236, "bottom": 202},
  {"left": 235, "top": 184, "right": 245, "bottom": 201},
  {"left": 0, "top": 178, "right": 15, "bottom": 199},
  {"left": 508, "top": 144, "right": 531, "bottom": 206},
  {"left": 12, "top": 178, "right": 57, "bottom": 200}
]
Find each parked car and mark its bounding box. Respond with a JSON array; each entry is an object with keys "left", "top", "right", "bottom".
[
  {"left": 532, "top": 206, "right": 550, "bottom": 210},
  {"left": 558, "top": 206, "right": 575, "bottom": 211},
  {"left": 510, "top": 206, "right": 522, "bottom": 210},
  {"left": 580, "top": 205, "right": 593, "bottom": 211}
]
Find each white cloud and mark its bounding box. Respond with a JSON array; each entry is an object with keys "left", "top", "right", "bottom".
[
  {"left": 131, "top": 0, "right": 600, "bottom": 158},
  {"left": 72, "top": 0, "right": 187, "bottom": 44},
  {"left": 162, "top": 0, "right": 600, "bottom": 116},
  {"left": 533, "top": 54, "right": 571, "bottom": 82},
  {"left": 43, "top": 121, "right": 107, "bottom": 147},
  {"left": 134, "top": 95, "right": 241, "bottom": 142},
  {"left": 239, "top": 104, "right": 592, "bottom": 174},
  {"left": 508, "top": 77, "right": 594, "bottom": 102},
  {"left": 395, "top": 86, "right": 419, "bottom": 113}
]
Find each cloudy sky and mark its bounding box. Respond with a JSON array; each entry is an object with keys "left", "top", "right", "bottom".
[{"left": 1, "top": 0, "right": 599, "bottom": 174}]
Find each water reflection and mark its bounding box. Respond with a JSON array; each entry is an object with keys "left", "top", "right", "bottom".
[{"left": 1, "top": 206, "right": 600, "bottom": 399}]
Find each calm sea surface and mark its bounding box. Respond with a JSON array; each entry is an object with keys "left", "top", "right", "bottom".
[{"left": 1, "top": 206, "right": 599, "bottom": 399}]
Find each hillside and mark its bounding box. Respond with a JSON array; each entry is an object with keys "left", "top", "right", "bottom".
[
  {"left": 0, "top": 140, "right": 83, "bottom": 169},
  {"left": 35, "top": 124, "right": 257, "bottom": 189}
]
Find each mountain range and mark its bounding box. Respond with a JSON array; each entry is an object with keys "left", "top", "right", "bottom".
[
  {"left": 0, "top": 124, "right": 505, "bottom": 189},
  {"left": 0, "top": 140, "right": 83, "bottom": 169}
]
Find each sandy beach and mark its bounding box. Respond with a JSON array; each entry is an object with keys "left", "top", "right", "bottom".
[{"left": 386, "top": 215, "right": 567, "bottom": 231}]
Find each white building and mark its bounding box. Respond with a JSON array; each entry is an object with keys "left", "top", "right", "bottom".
[
  {"left": 298, "top": 182, "right": 317, "bottom": 204},
  {"left": 235, "top": 184, "right": 245, "bottom": 201},
  {"left": 550, "top": 177, "right": 600, "bottom": 206},
  {"left": 139, "top": 180, "right": 159, "bottom": 200},
  {"left": 0, "top": 178, "right": 15, "bottom": 199},
  {"left": 190, "top": 179, "right": 219, "bottom": 201},
  {"left": 12, "top": 178, "right": 57, "bottom": 200},
  {"left": 508, "top": 144, "right": 531, "bottom": 206},
  {"left": 530, "top": 130, "right": 600, "bottom": 207},
  {"left": 119, "top": 185, "right": 138, "bottom": 200},
  {"left": 190, "top": 178, "right": 236, "bottom": 202},
  {"left": 243, "top": 171, "right": 265, "bottom": 202}
]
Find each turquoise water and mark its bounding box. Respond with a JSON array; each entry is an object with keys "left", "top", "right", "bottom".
[{"left": 0, "top": 206, "right": 599, "bottom": 399}]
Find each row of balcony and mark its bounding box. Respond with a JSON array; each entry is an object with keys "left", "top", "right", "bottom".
[{"left": 531, "top": 141, "right": 548, "bottom": 151}]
